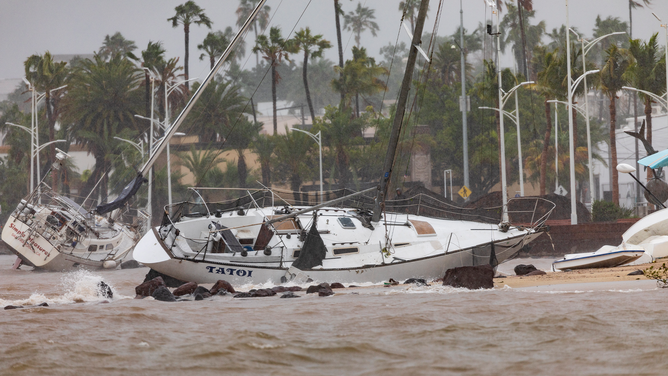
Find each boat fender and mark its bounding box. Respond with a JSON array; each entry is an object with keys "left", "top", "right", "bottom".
[
  {"left": 498, "top": 222, "right": 510, "bottom": 233},
  {"left": 264, "top": 246, "right": 272, "bottom": 256},
  {"left": 103, "top": 260, "right": 117, "bottom": 269},
  {"left": 241, "top": 249, "right": 248, "bottom": 257},
  {"left": 237, "top": 209, "right": 246, "bottom": 216}
]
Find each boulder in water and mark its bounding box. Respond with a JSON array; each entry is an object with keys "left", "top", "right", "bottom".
[
  {"left": 514, "top": 264, "right": 538, "bottom": 276},
  {"left": 120, "top": 260, "right": 142, "bottom": 269},
  {"left": 307, "top": 283, "right": 334, "bottom": 296},
  {"left": 280, "top": 291, "right": 300, "bottom": 298},
  {"left": 143, "top": 269, "right": 185, "bottom": 288},
  {"left": 251, "top": 288, "right": 276, "bottom": 297},
  {"left": 173, "top": 282, "right": 198, "bottom": 297},
  {"left": 525, "top": 270, "right": 547, "bottom": 276},
  {"left": 330, "top": 282, "right": 345, "bottom": 289},
  {"left": 97, "top": 281, "right": 113, "bottom": 299},
  {"left": 443, "top": 265, "right": 495, "bottom": 290},
  {"left": 193, "top": 286, "right": 212, "bottom": 298},
  {"left": 404, "top": 278, "right": 428, "bottom": 286},
  {"left": 151, "top": 286, "right": 176, "bottom": 302},
  {"left": 135, "top": 276, "right": 166, "bottom": 298},
  {"left": 210, "top": 280, "right": 236, "bottom": 294}
]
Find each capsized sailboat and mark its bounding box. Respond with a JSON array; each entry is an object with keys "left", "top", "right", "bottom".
[
  {"left": 2, "top": 150, "right": 146, "bottom": 271},
  {"left": 133, "top": 0, "right": 555, "bottom": 284}
]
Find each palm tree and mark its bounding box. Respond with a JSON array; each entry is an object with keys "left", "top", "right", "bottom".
[
  {"left": 398, "top": 0, "right": 427, "bottom": 33},
  {"left": 250, "top": 133, "right": 274, "bottom": 186},
  {"left": 344, "top": 3, "right": 380, "bottom": 48},
  {"left": 515, "top": 0, "right": 533, "bottom": 78},
  {"left": 628, "top": 0, "right": 652, "bottom": 39},
  {"left": 128, "top": 41, "right": 166, "bottom": 118},
  {"left": 292, "top": 28, "right": 332, "bottom": 121},
  {"left": 500, "top": 2, "right": 545, "bottom": 80},
  {"left": 61, "top": 53, "right": 143, "bottom": 202},
  {"left": 198, "top": 28, "right": 242, "bottom": 70},
  {"left": 168, "top": 1, "right": 213, "bottom": 90},
  {"left": 252, "top": 27, "right": 297, "bottom": 134},
  {"left": 626, "top": 34, "right": 663, "bottom": 164},
  {"left": 154, "top": 56, "right": 186, "bottom": 121},
  {"left": 24, "top": 51, "right": 69, "bottom": 188},
  {"left": 98, "top": 32, "right": 137, "bottom": 61},
  {"left": 224, "top": 117, "right": 262, "bottom": 187},
  {"left": 334, "top": 0, "right": 345, "bottom": 103},
  {"left": 600, "top": 44, "right": 632, "bottom": 206},
  {"left": 316, "top": 107, "right": 365, "bottom": 188},
  {"left": 188, "top": 75, "right": 249, "bottom": 142},
  {"left": 331, "top": 47, "right": 388, "bottom": 117},
  {"left": 273, "top": 127, "right": 314, "bottom": 200},
  {"left": 235, "top": 0, "right": 271, "bottom": 67},
  {"left": 177, "top": 145, "right": 224, "bottom": 186}
]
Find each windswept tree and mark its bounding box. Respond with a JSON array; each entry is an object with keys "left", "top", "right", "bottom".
[
  {"left": 236, "top": 0, "right": 271, "bottom": 67},
  {"left": 168, "top": 1, "right": 213, "bottom": 90},
  {"left": 128, "top": 41, "right": 166, "bottom": 118},
  {"left": 333, "top": 0, "right": 345, "bottom": 103},
  {"left": 252, "top": 26, "right": 298, "bottom": 134},
  {"left": 224, "top": 117, "right": 262, "bottom": 187},
  {"left": 599, "top": 44, "right": 632, "bottom": 206},
  {"left": 61, "top": 53, "right": 143, "bottom": 202},
  {"left": 292, "top": 28, "right": 332, "bottom": 121},
  {"left": 273, "top": 127, "right": 314, "bottom": 201},
  {"left": 344, "top": 2, "right": 380, "bottom": 47},
  {"left": 24, "top": 51, "right": 69, "bottom": 188},
  {"left": 198, "top": 28, "right": 242, "bottom": 70},
  {"left": 98, "top": 32, "right": 137, "bottom": 61},
  {"left": 188, "top": 75, "right": 249, "bottom": 142},
  {"left": 398, "top": 0, "right": 428, "bottom": 33},
  {"left": 250, "top": 133, "right": 274, "bottom": 186},
  {"left": 332, "top": 46, "right": 388, "bottom": 117},
  {"left": 500, "top": 2, "right": 545, "bottom": 79},
  {"left": 177, "top": 145, "right": 224, "bottom": 186}
]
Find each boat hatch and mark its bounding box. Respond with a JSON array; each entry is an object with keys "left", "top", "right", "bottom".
[
  {"left": 88, "top": 245, "right": 97, "bottom": 252},
  {"left": 267, "top": 216, "right": 301, "bottom": 234},
  {"left": 106, "top": 244, "right": 113, "bottom": 250},
  {"left": 337, "top": 217, "right": 356, "bottom": 229},
  {"left": 293, "top": 249, "right": 301, "bottom": 258},
  {"left": 409, "top": 220, "right": 436, "bottom": 236},
  {"left": 333, "top": 247, "right": 358, "bottom": 255}
]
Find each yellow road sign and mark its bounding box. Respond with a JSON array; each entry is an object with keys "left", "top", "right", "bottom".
[{"left": 458, "top": 185, "right": 471, "bottom": 199}]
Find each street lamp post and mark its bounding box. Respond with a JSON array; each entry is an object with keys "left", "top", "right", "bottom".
[
  {"left": 570, "top": 29, "right": 625, "bottom": 208},
  {"left": 113, "top": 136, "right": 145, "bottom": 160},
  {"left": 459, "top": 0, "right": 469, "bottom": 193},
  {"left": 290, "top": 127, "right": 323, "bottom": 204}
]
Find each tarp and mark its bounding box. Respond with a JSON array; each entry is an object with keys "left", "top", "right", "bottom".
[
  {"left": 291, "top": 218, "right": 327, "bottom": 270},
  {"left": 96, "top": 174, "right": 146, "bottom": 215},
  {"left": 639, "top": 149, "right": 668, "bottom": 169}
]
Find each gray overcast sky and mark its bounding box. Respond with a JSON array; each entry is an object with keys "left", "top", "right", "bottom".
[{"left": 1, "top": 0, "right": 668, "bottom": 82}]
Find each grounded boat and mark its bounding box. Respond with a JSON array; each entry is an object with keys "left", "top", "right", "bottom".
[
  {"left": 2, "top": 152, "right": 145, "bottom": 271},
  {"left": 133, "top": 0, "right": 555, "bottom": 284},
  {"left": 552, "top": 246, "right": 644, "bottom": 271}
]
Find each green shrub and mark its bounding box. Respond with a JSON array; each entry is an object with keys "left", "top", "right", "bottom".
[{"left": 591, "top": 200, "right": 634, "bottom": 222}]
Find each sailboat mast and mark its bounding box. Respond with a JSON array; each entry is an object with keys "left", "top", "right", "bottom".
[
  {"left": 139, "top": 0, "right": 267, "bottom": 177},
  {"left": 372, "top": 0, "right": 430, "bottom": 222}
]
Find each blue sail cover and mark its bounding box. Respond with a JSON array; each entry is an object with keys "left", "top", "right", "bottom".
[{"left": 96, "top": 174, "right": 147, "bottom": 215}]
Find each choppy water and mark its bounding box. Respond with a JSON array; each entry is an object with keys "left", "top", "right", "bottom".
[{"left": 1, "top": 254, "right": 667, "bottom": 376}]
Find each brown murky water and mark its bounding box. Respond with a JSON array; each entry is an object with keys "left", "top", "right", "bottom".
[{"left": 1, "top": 255, "right": 667, "bottom": 376}]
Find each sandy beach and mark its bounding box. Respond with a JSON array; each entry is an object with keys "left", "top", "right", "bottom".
[{"left": 495, "top": 260, "right": 659, "bottom": 289}]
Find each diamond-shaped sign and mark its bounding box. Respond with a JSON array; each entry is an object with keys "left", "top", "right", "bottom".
[
  {"left": 554, "top": 185, "right": 568, "bottom": 196},
  {"left": 458, "top": 185, "right": 472, "bottom": 199}
]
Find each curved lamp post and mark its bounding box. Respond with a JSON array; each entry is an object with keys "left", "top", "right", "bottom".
[{"left": 290, "top": 127, "right": 323, "bottom": 204}]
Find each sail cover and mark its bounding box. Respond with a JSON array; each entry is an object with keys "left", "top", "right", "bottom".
[
  {"left": 96, "top": 174, "right": 146, "bottom": 215},
  {"left": 292, "top": 217, "right": 327, "bottom": 270}
]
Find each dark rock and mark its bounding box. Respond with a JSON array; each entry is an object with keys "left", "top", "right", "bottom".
[
  {"left": 4, "top": 305, "right": 23, "bottom": 310},
  {"left": 628, "top": 270, "right": 644, "bottom": 276},
  {"left": 330, "top": 282, "right": 345, "bottom": 289},
  {"left": 173, "top": 282, "right": 198, "bottom": 297},
  {"left": 514, "top": 264, "right": 538, "bottom": 276},
  {"left": 272, "top": 286, "right": 288, "bottom": 293},
  {"left": 210, "top": 280, "right": 236, "bottom": 294},
  {"left": 252, "top": 288, "right": 277, "bottom": 297},
  {"left": 97, "top": 281, "right": 113, "bottom": 299},
  {"left": 194, "top": 293, "right": 205, "bottom": 301},
  {"left": 306, "top": 283, "right": 334, "bottom": 296},
  {"left": 525, "top": 270, "right": 547, "bottom": 276},
  {"left": 143, "top": 269, "right": 185, "bottom": 288},
  {"left": 280, "top": 291, "right": 300, "bottom": 298},
  {"left": 193, "top": 286, "right": 212, "bottom": 298},
  {"left": 151, "top": 286, "right": 176, "bottom": 302},
  {"left": 443, "top": 265, "right": 495, "bottom": 290},
  {"left": 120, "top": 260, "right": 142, "bottom": 269},
  {"left": 348, "top": 285, "right": 360, "bottom": 288},
  {"left": 37, "top": 302, "right": 49, "bottom": 307},
  {"left": 306, "top": 278, "right": 314, "bottom": 283},
  {"left": 388, "top": 278, "right": 399, "bottom": 285},
  {"left": 404, "top": 278, "right": 428, "bottom": 286},
  {"left": 135, "top": 276, "right": 166, "bottom": 297},
  {"left": 287, "top": 286, "right": 302, "bottom": 291},
  {"left": 234, "top": 292, "right": 254, "bottom": 298}
]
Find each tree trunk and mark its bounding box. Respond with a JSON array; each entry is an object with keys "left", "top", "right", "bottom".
[
  {"left": 209, "top": 55, "right": 215, "bottom": 70},
  {"left": 237, "top": 150, "right": 247, "bottom": 187},
  {"left": 303, "top": 52, "right": 316, "bottom": 121},
  {"left": 261, "top": 160, "right": 271, "bottom": 186},
  {"left": 336, "top": 146, "right": 350, "bottom": 188},
  {"left": 610, "top": 95, "right": 619, "bottom": 205},
  {"left": 184, "top": 23, "right": 190, "bottom": 90},
  {"left": 572, "top": 106, "right": 578, "bottom": 152},
  {"left": 355, "top": 93, "right": 360, "bottom": 118},
  {"left": 517, "top": 1, "right": 528, "bottom": 78},
  {"left": 540, "top": 98, "right": 552, "bottom": 196},
  {"left": 645, "top": 96, "right": 654, "bottom": 179},
  {"left": 271, "top": 63, "right": 278, "bottom": 134},
  {"left": 334, "top": 0, "right": 345, "bottom": 104}
]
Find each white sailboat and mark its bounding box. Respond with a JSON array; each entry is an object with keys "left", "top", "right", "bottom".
[
  {"left": 133, "top": 0, "right": 555, "bottom": 284},
  {"left": 2, "top": 150, "right": 146, "bottom": 271}
]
